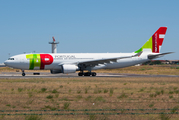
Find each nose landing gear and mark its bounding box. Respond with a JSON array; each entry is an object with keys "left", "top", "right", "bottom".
[{"left": 22, "top": 70, "right": 26, "bottom": 76}]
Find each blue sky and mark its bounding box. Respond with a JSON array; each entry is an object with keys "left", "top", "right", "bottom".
[{"left": 0, "top": 0, "right": 178, "bottom": 63}]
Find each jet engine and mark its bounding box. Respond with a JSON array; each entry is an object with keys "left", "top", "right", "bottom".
[{"left": 50, "top": 64, "right": 78, "bottom": 74}]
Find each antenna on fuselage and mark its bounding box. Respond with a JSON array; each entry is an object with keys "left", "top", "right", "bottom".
[{"left": 49, "top": 37, "right": 59, "bottom": 53}]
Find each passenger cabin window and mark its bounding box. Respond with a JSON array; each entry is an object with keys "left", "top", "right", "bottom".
[{"left": 8, "top": 58, "right": 14, "bottom": 60}]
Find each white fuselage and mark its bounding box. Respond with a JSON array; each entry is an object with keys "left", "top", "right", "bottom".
[{"left": 4, "top": 52, "right": 149, "bottom": 71}]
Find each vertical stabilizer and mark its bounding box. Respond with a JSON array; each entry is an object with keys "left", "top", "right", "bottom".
[{"left": 135, "top": 27, "right": 167, "bottom": 53}]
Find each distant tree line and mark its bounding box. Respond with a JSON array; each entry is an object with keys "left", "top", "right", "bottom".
[{"left": 143, "top": 60, "right": 162, "bottom": 65}]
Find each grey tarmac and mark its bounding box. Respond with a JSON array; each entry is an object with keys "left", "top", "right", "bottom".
[{"left": 0, "top": 72, "right": 179, "bottom": 78}]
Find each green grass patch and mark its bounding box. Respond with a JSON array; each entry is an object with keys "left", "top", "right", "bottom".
[
  {"left": 175, "top": 90, "right": 179, "bottom": 94},
  {"left": 139, "top": 88, "right": 145, "bottom": 92},
  {"left": 46, "top": 95, "right": 53, "bottom": 99},
  {"left": 173, "top": 87, "right": 178, "bottom": 90},
  {"left": 63, "top": 102, "right": 70, "bottom": 109},
  {"left": 117, "top": 93, "right": 128, "bottom": 99},
  {"left": 89, "top": 114, "right": 96, "bottom": 120},
  {"left": 6, "top": 104, "right": 11, "bottom": 107},
  {"left": 171, "top": 106, "right": 179, "bottom": 113},
  {"left": 161, "top": 90, "right": 164, "bottom": 95},
  {"left": 25, "top": 115, "right": 42, "bottom": 120},
  {"left": 44, "top": 105, "right": 57, "bottom": 110},
  {"left": 28, "top": 92, "right": 33, "bottom": 98},
  {"left": 85, "top": 88, "right": 88, "bottom": 94},
  {"left": 149, "top": 103, "right": 154, "bottom": 108},
  {"left": 149, "top": 94, "right": 157, "bottom": 98},
  {"left": 85, "top": 96, "right": 92, "bottom": 101},
  {"left": 104, "top": 89, "right": 108, "bottom": 93},
  {"left": 59, "top": 97, "right": 72, "bottom": 101},
  {"left": 76, "top": 95, "right": 82, "bottom": 100},
  {"left": 77, "top": 90, "right": 81, "bottom": 94},
  {"left": 140, "top": 68, "right": 145, "bottom": 71},
  {"left": 169, "top": 95, "right": 173, "bottom": 99},
  {"left": 94, "top": 96, "right": 106, "bottom": 102},
  {"left": 109, "top": 88, "right": 114, "bottom": 96},
  {"left": 123, "top": 83, "right": 127, "bottom": 85},
  {"left": 41, "top": 88, "right": 47, "bottom": 92},
  {"left": 18, "top": 88, "right": 23, "bottom": 92},
  {"left": 69, "top": 89, "right": 71, "bottom": 93},
  {"left": 52, "top": 89, "right": 58, "bottom": 93},
  {"left": 155, "top": 91, "right": 161, "bottom": 95},
  {"left": 55, "top": 94, "right": 59, "bottom": 98},
  {"left": 93, "top": 89, "right": 98, "bottom": 94}
]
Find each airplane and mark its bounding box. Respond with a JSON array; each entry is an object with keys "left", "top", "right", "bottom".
[{"left": 3, "top": 27, "right": 173, "bottom": 76}]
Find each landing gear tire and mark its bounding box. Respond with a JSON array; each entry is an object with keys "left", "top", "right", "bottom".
[
  {"left": 21, "top": 70, "right": 25, "bottom": 76},
  {"left": 78, "top": 72, "right": 83, "bottom": 76},
  {"left": 22, "top": 73, "right": 26, "bottom": 76},
  {"left": 92, "top": 72, "right": 96, "bottom": 76},
  {"left": 78, "top": 72, "right": 97, "bottom": 77},
  {"left": 84, "top": 72, "right": 91, "bottom": 76}
]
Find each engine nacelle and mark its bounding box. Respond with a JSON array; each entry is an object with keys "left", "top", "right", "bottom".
[
  {"left": 62, "top": 64, "right": 78, "bottom": 73},
  {"left": 50, "top": 64, "right": 78, "bottom": 74}
]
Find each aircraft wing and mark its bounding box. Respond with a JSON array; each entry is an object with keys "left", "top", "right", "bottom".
[
  {"left": 148, "top": 52, "right": 174, "bottom": 59},
  {"left": 76, "top": 51, "right": 142, "bottom": 67}
]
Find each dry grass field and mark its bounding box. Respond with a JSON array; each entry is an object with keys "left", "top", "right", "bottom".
[
  {"left": 0, "top": 77, "right": 179, "bottom": 119},
  {"left": 0, "top": 65, "right": 179, "bottom": 119},
  {"left": 95, "top": 65, "right": 179, "bottom": 75}
]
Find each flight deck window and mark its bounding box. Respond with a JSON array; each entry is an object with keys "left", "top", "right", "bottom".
[{"left": 8, "top": 58, "right": 14, "bottom": 60}]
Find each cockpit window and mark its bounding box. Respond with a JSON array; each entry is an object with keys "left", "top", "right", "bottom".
[{"left": 8, "top": 58, "right": 14, "bottom": 60}]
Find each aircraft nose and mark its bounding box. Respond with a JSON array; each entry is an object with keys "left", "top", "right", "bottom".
[
  {"left": 4, "top": 60, "right": 14, "bottom": 67},
  {"left": 4, "top": 60, "right": 12, "bottom": 67},
  {"left": 4, "top": 60, "right": 8, "bottom": 66}
]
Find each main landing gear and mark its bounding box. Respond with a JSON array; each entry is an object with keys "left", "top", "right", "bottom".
[
  {"left": 78, "top": 71, "right": 97, "bottom": 76},
  {"left": 22, "top": 70, "right": 26, "bottom": 76}
]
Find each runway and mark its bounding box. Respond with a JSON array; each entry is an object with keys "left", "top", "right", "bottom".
[{"left": 0, "top": 72, "right": 179, "bottom": 78}]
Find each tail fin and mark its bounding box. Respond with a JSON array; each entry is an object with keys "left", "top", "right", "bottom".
[{"left": 135, "top": 27, "right": 167, "bottom": 53}]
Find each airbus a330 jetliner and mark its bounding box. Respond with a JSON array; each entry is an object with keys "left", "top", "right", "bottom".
[{"left": 4, "top": 27, "right": 172, "bottom": 76}]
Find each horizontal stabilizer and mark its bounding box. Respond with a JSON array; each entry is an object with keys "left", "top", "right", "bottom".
[{"left": 148, "top": 52, "right": 174, "bottom": 59}]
